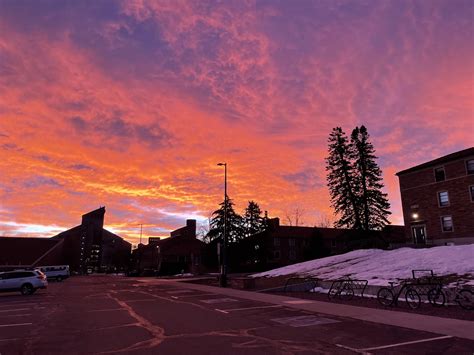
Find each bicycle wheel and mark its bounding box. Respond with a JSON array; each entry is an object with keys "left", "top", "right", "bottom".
[
  {"left": 377, "top": 287, "right": 394, "bottom": 307},
  {"left": 456, "top": 289, "right": 474, "bottom": 311},
  {"left": 339, "top": 285, "right": 354, "bottom": 301},
  {"left": 406, "top": 288, "right": 421, "bottom": 309},
  {"left": 328, "top": 287, "right": 338, "bottom": 300},
  {"left": 428, "top": 288, "right": 446, "bottom": 307}
]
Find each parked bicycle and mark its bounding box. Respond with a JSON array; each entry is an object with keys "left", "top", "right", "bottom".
[
  {"left": 377, "top": 280, "right": 421, "bottom": 309},
  {"left": 428, "top": 281, "right": 473, "bottom": 310},
  {"left": 328, "top": 279, "right": 355, "bottom": 301}
]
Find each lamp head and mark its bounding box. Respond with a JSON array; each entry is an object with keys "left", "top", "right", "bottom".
[{"left": 217, "top": 163, "right": 226, "bottom": 166}]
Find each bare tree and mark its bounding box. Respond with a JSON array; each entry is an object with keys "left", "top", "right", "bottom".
[
  {"left": 315, "top": 213, "right": 332, "bottom": 228},
  {"left": 197, "top": 212, "right": 213, "bottom": 242},
  {"left": 284, "top": 206, "right": 306, "bottom": 226}
]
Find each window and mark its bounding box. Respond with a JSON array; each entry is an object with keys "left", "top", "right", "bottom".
[
  {"left": 289, "top": 250, "right": 296, "bottom": 260},
  {"left": 434, "top": 167, "right": 445, "bottom": 182},
  {"left": 438, "top": 191, "right": 449, "bottom": 207},
  {"left": 289, "top": 238, "right": 296, "bottom": 247},
  {"left": 441, "top": 216, "right": 453, "bottom": 232},
  {"left": 331, "top": 240, "right": 337, "bottom": 248},
  {"left": 467, "top": 159, "right": 474, "bottom": 175},
  {"left": 273, "top": 250, "right": 281, "bottom": 260},
  {"left": 470, "top": 186, "right": 474, "bottom": 202},
  {"left": 273, "top": 238, "right": 280, "bottom": 247},
  {"left": 410, "top": 204, "right": 419, "bottom": 209}
]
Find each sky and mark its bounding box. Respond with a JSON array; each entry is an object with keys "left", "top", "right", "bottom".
[{"left": 0, "top": 0, "right": 473, "bottom": 244}]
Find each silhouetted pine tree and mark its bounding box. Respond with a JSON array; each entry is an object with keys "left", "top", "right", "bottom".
[
  {"left": 325, "top": 127, "right": 363, "bottom": 229},
  {"left": 208, "top": 197, "right": 244, "bottom": 243},
  {"left": 350, "top": 126, "right": 391, "bottom": 230},
  {"left": 243, "top": 201, "right": 264, "bottom": 237}
]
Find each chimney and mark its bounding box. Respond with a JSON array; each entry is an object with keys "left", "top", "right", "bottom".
[{"left": 186, "top": 219, "right": 197, "bottom": 238}]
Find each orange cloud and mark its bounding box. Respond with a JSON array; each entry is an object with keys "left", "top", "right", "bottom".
[{"left": 0, "top": 0, "right": 472, "bottom": 242}]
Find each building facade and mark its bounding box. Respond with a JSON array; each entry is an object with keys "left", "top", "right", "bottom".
[
  {"left": 0, "top": 207, "right": 131, "bottom": 273},
  {"left": 53, "top": 207, "right": 131, "bottom": 273},
  {"left": 396, "top": 147, "right": 474, "bottom": 245},
  {"left": 131, "top": 219, "right": 205, "bottom": 275},
  {"left": 236, "top": 218, "right": 404, "bottom": 272}
]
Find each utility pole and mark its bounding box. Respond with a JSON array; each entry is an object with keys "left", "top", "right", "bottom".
[
  {"left": 139, "top": 224, "right": 143, "bottom": 245},
  {"left": 217, "top": 162, "right": 228, "bottom": 287}
]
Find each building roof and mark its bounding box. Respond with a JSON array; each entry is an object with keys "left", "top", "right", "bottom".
[
  {"left": 0, "top": 237, "right": 60, "bottom": 266},
  {"left": 396, "top": 147, "right": 474, "bottom": 176},
  {"left": 102, "top": 229, "right": 132, "bottom": 246}
]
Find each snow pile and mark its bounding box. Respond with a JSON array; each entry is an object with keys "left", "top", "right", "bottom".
[{"left": 252, "top": 245, "right": 474, "bottom": 286}]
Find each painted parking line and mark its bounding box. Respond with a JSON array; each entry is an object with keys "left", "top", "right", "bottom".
[
  {"left": 0, "top": 308, "right": 30, "bottom": 313},
  {"left": 0, "top": 323, "right": 33, "bottom": 328},
  {"left": 171, "top": 293, "right": 217, "bottom": 299},
  {"left": 215, "top": 305, "right": 282, "bottom": 314},
  {"left": 336, "top": 335, "right": 454, "bottom": 353},
  {"left": 166, "top": 290, "right": 195, "bottom": 295},
  {"left": 272, "top": 315, "right": 339, "bottom": 328},
  {"left": 283, "top": 300, "right": 315, "bottom": 304},
  {"left": 0, "top": 314, "right": 32, "bottom": 318},
  {"left": 200, "top": 298, "right": 238, "bottom": 304}
]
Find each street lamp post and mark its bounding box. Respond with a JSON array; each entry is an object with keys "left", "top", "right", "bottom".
[{"left": 217, "top": 162, "right": 227, "bottom": 287}]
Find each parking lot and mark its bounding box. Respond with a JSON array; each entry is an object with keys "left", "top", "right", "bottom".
[{"left": 0, "top": 275, "right": 472, "bottom": 354}]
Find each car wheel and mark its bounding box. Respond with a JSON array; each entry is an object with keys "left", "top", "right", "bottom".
[{"left": 20, "top": 283, "right": 33, "bottom": 295}]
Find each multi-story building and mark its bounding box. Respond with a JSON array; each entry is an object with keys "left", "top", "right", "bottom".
[
  {"left": 236, "top": 218, "right": 405, "bottom": 271},
  {"left": 0, "top": 207, "right": 131, "bottom": 273},
  {"left": 131, "top": 219, "right": 205, "bottom": 275},
  {"left": 396, "top": 147, "right": 474, "bottom": 245}
]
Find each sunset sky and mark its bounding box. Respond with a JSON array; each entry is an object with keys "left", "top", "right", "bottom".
[{"left": 0, "top": 0, "right": 472, "bottom": 244}]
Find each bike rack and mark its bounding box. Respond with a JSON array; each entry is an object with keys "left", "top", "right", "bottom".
[
  {"left": 283, "top": 277, "right": 319, "bottom": 292},
  {"left": 409, "top": 270, "right": 444, "bottom": 296},
  {"left": 328, "top": 279, "right": 368, "bottom": 299}
]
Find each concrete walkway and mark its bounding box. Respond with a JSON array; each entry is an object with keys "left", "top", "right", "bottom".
[{"left": 141, "top": 278, "right": 474, "bottom": 340}]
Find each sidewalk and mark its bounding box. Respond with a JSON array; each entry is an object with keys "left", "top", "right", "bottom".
[{"left": 149, "top": 278, "right": 474, "bottom": 340}]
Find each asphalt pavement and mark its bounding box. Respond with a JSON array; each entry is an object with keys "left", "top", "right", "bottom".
[{"left": 0, "top": 275, "right": 472, "bottom": 354}]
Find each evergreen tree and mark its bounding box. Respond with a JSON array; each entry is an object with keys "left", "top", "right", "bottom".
[
  {"left": 325, "top": 127, "right": 363, "bottom": 229},
  {"left": 350, "top": 125, "right": 391, "bottom": 230},
  {"left": 243, "top": 201, "right": 264, "bottom": 237},
  {"left": 208, "top": 197, "right": 244, "bottom": 243}
]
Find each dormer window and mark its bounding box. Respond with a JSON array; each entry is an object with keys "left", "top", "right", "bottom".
[{"left": 434, "top": 167, "right": 445, "bottom": 182}]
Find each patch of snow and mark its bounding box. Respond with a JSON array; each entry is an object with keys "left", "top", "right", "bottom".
[{"left": 251, "top": 245, "right": 474, "bottom": 286}]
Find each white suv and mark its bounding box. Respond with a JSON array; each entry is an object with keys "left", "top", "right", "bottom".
[{"left": 0, "top": 270, "right": 48, "bottom": 295}]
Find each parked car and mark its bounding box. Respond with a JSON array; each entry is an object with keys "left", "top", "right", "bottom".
[
  {"left": 38, "top": 265, "right": 70, "bottom": 281},
  {"left": 0, "top": 270, "right": 48, "bottom": 295}
]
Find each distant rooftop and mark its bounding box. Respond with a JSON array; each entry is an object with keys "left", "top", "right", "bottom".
[{"left": 396, "top": 147, "right": 474, "bottom": 176}]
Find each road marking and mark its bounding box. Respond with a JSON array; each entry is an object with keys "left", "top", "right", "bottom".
[
  {"left": 166, "top": 290, "right": 194, "bottom": 294},
  {"left": 124, "top": 299, "right": 156, "bottom": 303},
  {"left": 284, "top": 300, "right": 315, "bottom": 304},
  {"left": 272, "top": 315, "right": 339, "bottom": 328},
  {"left": 0, "top": 323, "right": 33, "bottom": 328},
  {"left": 171, "top": 293, "right": 216, "bottom": 299},
  {"left": 0, "top": 308, "right": 31, "bottom": 313},
  {"left": 215, "top": 305, "right": 282, "bottom": 314},
  {"left": 0, "top": 314, "right": 32, "bottom": 317},
  {"left": 200, "top": 298, "right": 238, "bottom": 304},
  {"left": 336, "top": 335, "right": 453, "bottom": 353}
]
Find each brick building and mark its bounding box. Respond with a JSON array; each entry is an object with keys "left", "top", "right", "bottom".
[
  {"left": 235, "top": 218, "right": 405, "bottom": 271},
  {"left": 131, "top": 219, "right": 205, "bottom": 275},
  {"left": 396, "top": 147, "right": 474, "bottom": 245},
  {"left": 0, "top": 207, "right": 131, "bottom": 273}
]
